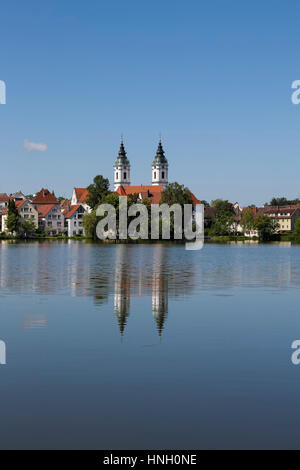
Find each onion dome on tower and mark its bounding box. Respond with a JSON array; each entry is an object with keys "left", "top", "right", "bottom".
[
  {"left": 152, "top": 139, "right": 168, "bottom": 189},
  {"left": 114, "top": 137, "right": 131, "bottom": 191}
]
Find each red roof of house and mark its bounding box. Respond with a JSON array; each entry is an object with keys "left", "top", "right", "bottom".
[
  {"left": 33, "top": 189, "right": 58, "bottom": 205},
  {"left": 38, "top": 204, "right": 56, "bottom": 218},
  {"left": 75, "top": 188, "right": 89, "bottom": 203},
  {"left": 116, "top": 185, "right": 201, "bottom": 205},
  {"left": 64, "top": 204, "right": 81, "bottom": 219}
]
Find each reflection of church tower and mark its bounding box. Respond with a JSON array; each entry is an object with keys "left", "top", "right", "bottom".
[
  {"left": 114, "top": 137, "right": 131, "bottom": 191},
  {"left": 152, "top": 139, "right": 168, "bottom": 189},
  {"left": 114, "top": 245, "right": 131, "bottom": 335},
  {"left": 152, "top": 245, "right": 168, "bottom": 336}
]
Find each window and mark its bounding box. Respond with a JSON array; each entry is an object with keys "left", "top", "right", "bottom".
[
  {"left": 162, "top": 171, "right": 165, "bottom": 179},
  {"left": 154, "top": 171, "right": 156, "bottom": 179},
  {"left": 124, "top": 172, "right": 126, "bottom": 179},
  {"left": 116, "top": 172, "right": 118, "bottom": 180}
]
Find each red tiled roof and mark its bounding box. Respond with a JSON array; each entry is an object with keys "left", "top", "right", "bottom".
[
  {"left": 33, "top": 189, "right": 58, "bottom": 205},
  {"left": 116, "top": 185, "right": 163, "bottom": 204},
  {"left": 75, "top": 188, "right": 89, "bottom": 203},
  {"left": 38, "top": 204, "right": 55, "bottom": 217},
  {"left": 64, "top": 205, "right": 80, "bottom": 219}
]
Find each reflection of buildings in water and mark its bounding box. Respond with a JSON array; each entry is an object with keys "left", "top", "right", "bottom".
[
  {"left": 152, "top": 244, "right": 168, "bottom": 337},
  {"left": 114, "top": 245, "right": 131, "bottom": 335},
  {"left": 112, "top": 244, "right": 170, "bottom": 337}
]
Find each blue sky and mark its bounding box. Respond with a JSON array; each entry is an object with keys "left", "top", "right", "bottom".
[{"left": 0, "top": 0, "right": 300, "bottom": 205}]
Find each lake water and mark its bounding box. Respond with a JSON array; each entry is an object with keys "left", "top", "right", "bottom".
[{"left": 0, "top": 240, "right": 300, "bottom": 449}]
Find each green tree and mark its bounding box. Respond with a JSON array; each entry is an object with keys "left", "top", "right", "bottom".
[
  {"left": 241, "top": 207, "right": 255, "bottom": 233},
  {"left": 6, "top": 200, "right": 19, "bottom": 233},
  {"left": 82, "top": 211, "right": 98, "bottom": 239},
  {"left": 21, "top": 220, "right": 36, "bottom": 237},
  {"left": 253, "top": 215, "right": 279, "bottom": 241},
  {"left": 87, "top": 175, "right": 110, "bottom": 209},
  {"left": 294, "top": 218, "right": 300, "bottom": 242},
  {"left": 210, "top": 199, "right": 235, "bottom": 236},
  {"left": 268, "top": 197, "right": 300, "bottom": 207},
  {"left": 161, "top": 182, "right": 193, "bottom": 206}
]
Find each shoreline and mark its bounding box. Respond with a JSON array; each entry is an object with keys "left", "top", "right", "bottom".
[{"left": 0, "top": 236, "right": 299, "bottom": 245}]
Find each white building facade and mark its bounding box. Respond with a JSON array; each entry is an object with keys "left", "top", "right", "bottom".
[
  {"left": 113, "top": 138, "right": 131, "bottom": 191},
  {"left": 152, "top": 139, "right": 168, "bottom": 189},
  {"left": 64, "top": 204, "right": 86, "bottom": 237}
]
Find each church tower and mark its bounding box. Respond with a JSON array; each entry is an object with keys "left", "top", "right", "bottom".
[
  {"left": 152, "top": 139, "right": 168, "bottom": 189},
  {"left": 114, "top": 138, "right": 131, "bottom": 191}
]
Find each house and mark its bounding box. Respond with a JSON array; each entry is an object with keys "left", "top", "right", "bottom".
[
  {"left": 63, "top": 204, "right": 86, "bottom": 237},
  {"left": 1, "top": 200, "right": 38, "bottom": 233},
  {"left": 10, "top": 191, "right": 26, "bottom": 201},
  {"left": 71, "top": 188, "right": 91, "bottom": 212},
  {"left": 0, "top": 194, "right": 10, "bottom": 232},
  {"left": 260, "top": 205, "right": 300, "bottom": 233},
  {"left": 37, "top": 204, "right": 65, "bottom": 235},
  {"left": 32, "top": 188, "right": 59, "bottom": 209},
  {"left": 240, "top": 204, "right": 300, "bottom": 237}
]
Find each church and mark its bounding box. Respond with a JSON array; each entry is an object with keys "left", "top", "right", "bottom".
[
  {"left": 113, "top": 138, "right": 200, "bottom": 205},
  {"left": 113, "top": 138, "right": 169, "bottom": 204}
]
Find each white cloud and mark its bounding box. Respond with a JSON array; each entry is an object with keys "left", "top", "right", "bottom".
[{"left": 24, "top": 139, "right": 47, "bottom": 152}]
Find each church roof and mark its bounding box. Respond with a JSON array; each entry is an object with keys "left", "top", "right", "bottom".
[
  {"left": 152, "top": 139, "right": 168, "bottom": 166},
  {"left": 114, "top": 139, "right": 130, "bottom": 166},
  {"left": 116, "top": 185, "right": 163, "bottom": 204},
  {"left": 116, "top": 184, "right": 201, "bottom": 206}
]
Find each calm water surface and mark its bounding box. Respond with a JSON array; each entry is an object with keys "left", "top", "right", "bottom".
[{"left": 0, "top": 241, "right": 300, "bottom": 449}]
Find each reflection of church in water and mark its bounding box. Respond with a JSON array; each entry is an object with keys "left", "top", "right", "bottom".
[{"left": 114, "top": 244, "right": 169, "bottom": 337}]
